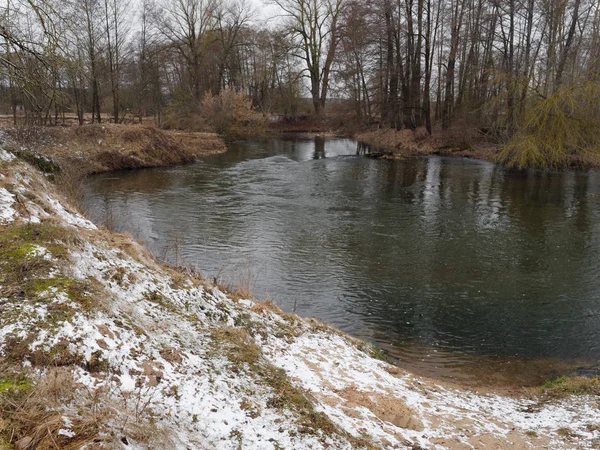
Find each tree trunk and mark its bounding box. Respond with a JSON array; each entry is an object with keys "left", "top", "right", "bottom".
[{"left": 555, "top": 0, "right": 582, "bottom": 89}]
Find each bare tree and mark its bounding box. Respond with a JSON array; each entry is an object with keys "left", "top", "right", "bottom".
[
  {"left": 103, "top": 0, "right": 130, "bottom": 122},
  {"left": 157, "top": 0, "right": 218, "bottom": 104},
  {"left": 272, "top": 0, "right": 345, "bottom": 115}
]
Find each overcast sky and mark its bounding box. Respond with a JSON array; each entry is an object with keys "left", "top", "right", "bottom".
[{"left": 248, "top": 0, "right": 283, "bottom": 25}]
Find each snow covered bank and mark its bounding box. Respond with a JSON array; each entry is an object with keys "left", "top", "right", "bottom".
[{"left": 0, "top": 148, "right": 599, "bottom": 449}]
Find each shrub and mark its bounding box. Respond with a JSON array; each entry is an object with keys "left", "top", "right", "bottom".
[
  {"left": 201, "top": 88, "right": 257, "bottom": 137},
  {"left": 498, "top": 82, "right": 600, "bottom": 170}
]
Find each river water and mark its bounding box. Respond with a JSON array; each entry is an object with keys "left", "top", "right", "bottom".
[{"left": 82, "top": 137, "right": 600, "bottom": 386}]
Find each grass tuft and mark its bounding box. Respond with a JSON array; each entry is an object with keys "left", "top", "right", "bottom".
[
  {"left": 540, "top": 376, "right": 600, "bottom": 398},
  {"left": 0, "top": 377, "right": 33, "bottom": 394}
]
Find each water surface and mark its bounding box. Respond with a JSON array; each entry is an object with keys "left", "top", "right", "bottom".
[{"left": 82, "top": 137, "right": 600, "bottom": 386}]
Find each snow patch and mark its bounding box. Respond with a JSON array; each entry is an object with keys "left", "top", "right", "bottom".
[
  {"left": 45, "top": 195, "right": 97, "bottom": 229},
  {"left": 0, "top": 187, "right": 17, "bottom": 223},
  {"left": 58, "top": 429, "right": 76, "bottom": 438},
  {"left": 28, "top": 244, "right": 52, "bottom": 260},
  {"left": 119, "top": 373, "right": 137, "bottom": 392},
  {"left": 0, "top": 148, "right": 15, "bottom": 162}
]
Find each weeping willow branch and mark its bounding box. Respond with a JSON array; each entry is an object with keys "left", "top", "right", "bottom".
[{"left": 498, "top": 82, "right": 600, "bottom": 169}]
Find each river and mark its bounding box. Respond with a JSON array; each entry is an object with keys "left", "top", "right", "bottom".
[{"left": 81, "top": 137, "right": 600, "bottom": 387}]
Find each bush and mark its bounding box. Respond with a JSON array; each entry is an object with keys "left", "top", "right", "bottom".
[
  {"left": 498, "top": 82, "right": 600, "bottom": 170},
  {"left": 201, "top": 89, "right": 259, "bottom": 138},
  {"left": 161, "top": 109, "right": 210, "bottom": 132}
]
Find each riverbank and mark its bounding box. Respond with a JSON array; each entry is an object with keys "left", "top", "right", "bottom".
[
  {"left": 264, "top": 117, "right": 500, "bottom": 164},
  {"left": 2, "top": 124, "right": 226, "bottom": 175},
  {"left": 1, "top": 136, "right": 600, "bottom": 448},
  {"left": 352, "top": 127, "right": 499, "bottom": 162}
]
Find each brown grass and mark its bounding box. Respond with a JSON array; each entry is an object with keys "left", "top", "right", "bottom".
[
  {"left": 0, "top": 367, "right": 104, "bottom": 450},
  {"left": 6, "top": 123, "right": 226, "bottom": 175},
  {"left": 354, "top": 125, "right": 499, "bottom": 162},
  {"left": 211, "top": 327, "right": 262, "bottom": 367},
  {"left": 250, "top": 299, "right": 285, "bottom": 316},
  {"left": 84, "top": 125, "right": 223, "bottom": 172},
  {"left": 0, "top": 365, "right": 174, "bottom": 450}
]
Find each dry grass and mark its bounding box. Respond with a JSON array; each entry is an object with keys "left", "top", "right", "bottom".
[
  {"left": 354, "top": 128, "right": 433, "bottom": 156},
  {"left": 354, "top": 125, "right": 499, "bottom": 163},
  {"left": 0, "top": 365, "right": 174, "bottom": 450},
  {"left": 211, "top": 327, "right": 262, "bottom": 367},
  {"left": 250, "top": 299, "right": 285, "bottom": 316},
  {"left": 6, "top": 123, "right": 226, "bottom": 175},
  {"left": 0, "top": 367, "right": 104, "bottom": 450},
  {"left": 169, "top": 130, "right": 228, "bottom": 154},
  {"left": 53, "top": 165, "right": 86, "bottom": 211},
  {"left": 80, "top": 125, "right": 222, "bottom": 172}
]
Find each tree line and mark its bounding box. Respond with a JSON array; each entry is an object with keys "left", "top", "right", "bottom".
[
  {"left": 0, "top": 0, "right": 303, "bottom": 126},
  {"left": 1, "top": 0, "right": 598, "bottom": 142}
]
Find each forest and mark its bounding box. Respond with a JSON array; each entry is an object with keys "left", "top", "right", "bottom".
[{"left": 1, "top": 0, "right": 599, "bottom": 169}]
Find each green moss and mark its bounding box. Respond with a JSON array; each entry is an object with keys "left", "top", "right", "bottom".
[
  {"left": 26, "top": 276, "right": 73, "bottom": 295},
  {"left": 1, "top": 242, "right": 50, "bottom": 281},
  {"left": 0, "top": 222, "right": 72, "bottom": 246},
  {"left": 24, "top": 277, "right": 69, "bottom": 295},
  {"left": 15, "top": 150, "right": 61, "bottom": 173},
  {"left": 0, "top": 223, "right": 72, "bottom": 289},
  {"left": 0, "top": 377, "right": 33, "bottom": 394},
  {"left": 21, "top": 277, "right": 99, "bottom": 316},
  {"left": 540, "top": 376, "right": 600, "bottom": 398},
  {"left": 5, "top": 242, "right": 37, "bottom": 260}
]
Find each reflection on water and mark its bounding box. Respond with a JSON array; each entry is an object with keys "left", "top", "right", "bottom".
[{"left": 82, "top": 137, "right": 600, "bottom": 386}]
